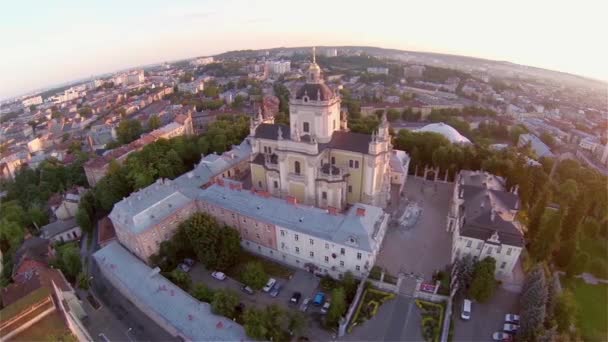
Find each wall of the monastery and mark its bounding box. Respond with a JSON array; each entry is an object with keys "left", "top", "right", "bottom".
[
  {"left": 288, "top": 183, "right": 306, "bottom": 203},
  {"left": 452, "top": 236, "right": 522, "bottom": 276},
  {"left": 275, "top": 225, "right": 372, "bottom": 278},
  {"left": 132, "top": 202, "right": 198, "bottom": 262}
]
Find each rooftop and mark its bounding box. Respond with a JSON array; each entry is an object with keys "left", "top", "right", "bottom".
[
  {"left": 93, "top": 242, "right": 246, "bottom": 341},
  {"left": 414, "top": 122, "right": 471, "bottom": 144},
  {"left": 41, "top": 218, "right": 78, "bottom": 239}
]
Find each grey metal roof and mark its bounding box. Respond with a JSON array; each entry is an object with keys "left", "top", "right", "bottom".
[
  {"left": 198, "top": 181, "right": 387, "bottom": 252},
  {"left": 254, "top": 123, "right": 290, "bottom": 140},
  {"left": 328, "top": 131, "right": 372, "bottom": 154},
  {"left": 41, "top": 218, "right": 79, "bottom": 238},
  {"left": 93, "top": 242, "right": 246, "bottom": 341},
  {"left": 458, "top": 171, "right": 524, "bottom": 247}
]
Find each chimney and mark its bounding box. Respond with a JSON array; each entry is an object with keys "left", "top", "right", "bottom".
[
  {"left": 356, "top": 207, "right": 366, "bottom": 217},
  {"left": 286, "top": 196, "right": 297, "bottom": 205}
]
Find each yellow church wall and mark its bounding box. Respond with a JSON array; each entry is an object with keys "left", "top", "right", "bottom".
[
  {"left": 251, "top": 163, "right": 267, "bottom": 190},
  {"left": 289, "top": 183, "right": 306, "bottom": 203},
  {"left": 330, "top": 150, "right": 364, "bottom": 204}
]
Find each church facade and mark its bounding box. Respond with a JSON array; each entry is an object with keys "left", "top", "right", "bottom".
[{"left": 249, "top": 50, "right": 402, "bottom": 210}]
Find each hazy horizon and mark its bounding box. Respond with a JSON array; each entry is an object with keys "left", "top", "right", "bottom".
[{"left": 2, "top": 0, "right": 607, "bottom": 100}]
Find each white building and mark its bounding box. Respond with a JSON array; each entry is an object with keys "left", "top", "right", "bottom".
[
  {"left": 265, "top": 61, "right": 291, "bottom": 75},
  {"left": 22, "top": 96, "right": 43, "bottom": 108},
  {"left": 324, "top": 48, "right": 337, "bottom": 57},
  {"left": 178, "top": 78, "right": 205, "bottom": 94},
  {"left": 126, "top": 70, "right": 145, "bottom": 85},
  {"left": 413, "top": 122, "right": 472, "bottom": 144},
  {"left": 447, "top": 171, "right": 524, "bottom": 277},
  {"left": 190, "top": 57, "right": 214, "bottom": 66},
  {"left": 367, "top": 67, "right": 389, "bottom": 75},
  {"left": 579, "top": 137, "right": 600, "bottom": 152}
]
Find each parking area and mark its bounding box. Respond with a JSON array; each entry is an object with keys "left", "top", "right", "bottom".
[
  {"left": 376, "top": 177, "right": 454, "bottom": 280},
  {"left": 453, "top": 288, "right": 520, "bottom": 341},
  {"left": 189, "top": 264, "right": 333, "bottom": 340}
]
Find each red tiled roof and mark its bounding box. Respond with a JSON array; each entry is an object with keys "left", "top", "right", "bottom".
[{"left": 98, "top": 216, "right": 116, "bottom": 246}]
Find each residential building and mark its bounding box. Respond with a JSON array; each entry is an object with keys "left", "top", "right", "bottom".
[
  {"left": 177, "top": 78, "right": 205, "bottom": 94},
  {"left": 403, "top": 65, "right": 425, "bottom": 79},
  {"left": 41, "top": 218, "right": 82, "bottom": 243},
  {"left": 324, "top": 48, "right": 338, "bottom": 57},
  {"left": 93, "top": 242, "right": 246, "bottom": 341},
  {"left": 367, "top": 67, "right": 389, "bottom": 75},
  {"left": 190, "top": 56, "right": 214, "bottom": 66},
  {"left": 517, "top": 133, "right": 554, "bottom": 158},
  {"left": 265, "top": 61, "right": 291, "bottom": 75},
  {"left": 0, "top": 151, "right": 30, "bottom": 181},
  {"left": 22, "top": 95, "right": 43, "bottom": 108},
  {"left": 126, "top": 70, "right": 145, "bottom": 85},
  {"left": 250, "top": 50, "right": 404, "bottom": 209},
  {"left": 11, "top": 237, "right": 55, "bottom": 283},
  {"left": 447, "top": 170, "right": 524, "bottom": 277}
]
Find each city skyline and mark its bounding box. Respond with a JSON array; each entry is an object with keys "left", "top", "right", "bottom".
[{"left": 2, "top": 0, "right": 607, "bottom": 100}]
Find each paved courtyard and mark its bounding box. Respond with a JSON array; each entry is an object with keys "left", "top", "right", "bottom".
[
  {"left": 376, "top": 177, "right": 454, "bottom": 280},
  {"left": 342, "top": 295, "right": 423, "bottom": 341}
]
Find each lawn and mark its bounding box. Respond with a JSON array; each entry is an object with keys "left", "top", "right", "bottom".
[
  {"left": 562, "top": 277, "right": 608, "bottom": 341},
  {"left": 225, "top": 250, "right": 294, "bottom": 281},
  {"left": 579, "top": 236, "right": 608, "bottom": 278}
]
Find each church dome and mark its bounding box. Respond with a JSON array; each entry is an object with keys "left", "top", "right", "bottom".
[
  {"left": 414, "top": 122, "right": 471, "bottom": 144},
  {"left": 295, "top": 83, "right": 334, "bottom": 101}
]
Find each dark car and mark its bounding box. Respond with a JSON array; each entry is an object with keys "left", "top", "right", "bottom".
[
  {"left": 290, "top": 292, "right": 302, "bottom": 304},
  {"left": 270, "top": 283, "right": 282, "bottom": 297},
  {"left": 241, "top": 285, "right": 254, "bottom": 295}
]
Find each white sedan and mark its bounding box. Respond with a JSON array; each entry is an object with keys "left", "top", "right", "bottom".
[
  {"left": 505, "top": 314, "right": 520, "bottom": 324},
  {"left": 211, "top": 271, "right": 227, "bottom": 280},
  {"left": 503, "top": 323, "right": 519, "bottom": 333}
]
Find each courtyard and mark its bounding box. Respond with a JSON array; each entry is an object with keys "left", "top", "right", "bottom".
[{"left": 376, "top": 177, "right": 454, "bottom": 280}]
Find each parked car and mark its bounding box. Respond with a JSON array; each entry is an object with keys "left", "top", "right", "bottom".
[
  {"left": 313, "top": 292, "right": 325, "bottom": 306},
  {"left": 263, "top": 278, "right": 277, "bottom": 292},
  {"left": 492, "top": 332, "right": 512, "bottom": 341},
  {"left": 178, "top": 263, "right": 191, "bottom": 272},
  {"left": 461, "top": 299, "right": 472, "bottom": 320},
  {"left": 503, "top": 323, "right": 519, "bottom": 333},
  {"left": 504, "top": 314, "right": 520, "bottom": 324},
  {"left": 290, "top": 292, "right": 302, "bottom": 304},
  {"left": 183, "top": 258, "right": 195, "bottom": 267},
  {"left": 299, "top": 298, "right": 311, "bottom": 312},
  {"left": 211, "top": 271, "right": 226, "bottom": 281},
  {"left": 241, "top": 285, "right": 254, "bottom": 295},
  {"left": 270, "top": 283, "right": 282, "bottom": 297},
  {"left": 321, "top": 301, "right": 331, "bottom": 314}
]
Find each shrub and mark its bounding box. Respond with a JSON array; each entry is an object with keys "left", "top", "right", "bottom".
[{"left": 369, "top": 266, "right": 382, "bottom": 280}]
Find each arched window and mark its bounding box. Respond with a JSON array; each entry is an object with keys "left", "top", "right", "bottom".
[
  {"left": 294, "top": 161, "right": 301, "bottom": 174},
  {"left": 303, "top": 122, "right": 310, "bottom": 133}
]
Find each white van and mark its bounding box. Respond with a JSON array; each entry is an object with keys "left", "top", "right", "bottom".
[{"left": 461, "top": 299, "right": 472, "bottom": 320}]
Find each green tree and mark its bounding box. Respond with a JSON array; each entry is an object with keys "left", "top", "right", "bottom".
[
  {"left": 342, "top": 271, "right": 358, "bottom": 302},
  {"left": 147, "top": 115, "right": 161, "bottom": 131},
  {"left": 455, "top": 254, "right": 475, "bottom": 295},
  {"left": 75, "top": 208, "right": 93, "bottom": 234},
  {"left": 27, "top": 205, "right": 49, "bottom": 230},
  {"left": 183, "top": 213, "right": 241, "bottom": 270},
  {"left": 287, "top": 311, "right": 307, "bottom": 336},
  {"left": 326, "top": 287, "right": 347, "bottom": 327},
  {"left": 531, "top": 210, "right": 563, "bottom": 261},
  {"left": 539, "top": 132, "right": 556, "bottom": 149},
  {"left": 243, "top": 305, "right": 285, "bottom": 341},
  {"left": 386, "top": 109, "right": 400, "bottom": 122},
  {"left": 527, "top": 188, "right": 551, "bottom": 241},
  {"left": 116, "top": 119, "right": 143, "bottom": 144},
  {"left": 54, "top": 243, "right": 82, "bottom": 281},
  {"left": 469, "top": 257, "right": 497, "bottom": 302},
  {"left": 241, "top": 261, "right": 268, "bottom": 290},
  {"left": 191, "top": 283, "right": 215, "bottom": 303},
  {"left": 0, "top": 219, "right": 24, "bottom": 254},
  {"left": 566, "top": 252, "right": 589, "bottom": 278},
  {"left": 554, "top": 290, "right": 577, "bottom": 333},
  {"left": 211, "top": 289, "right": 239, "bottom": 318},
  {"left": 168, "top": 269, "right": 191, "bottom": 291},
  {"left": 518, "top": 265, "right": 547, "bottom": 341}
]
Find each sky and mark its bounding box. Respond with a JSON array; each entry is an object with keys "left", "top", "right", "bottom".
[{"left": 1, "top": 0, "right": 607, "bottom": 100}]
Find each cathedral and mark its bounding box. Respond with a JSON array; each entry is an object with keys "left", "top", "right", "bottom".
[{"left": 249, "top": 48, "right": 406, "bottom": 210}]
